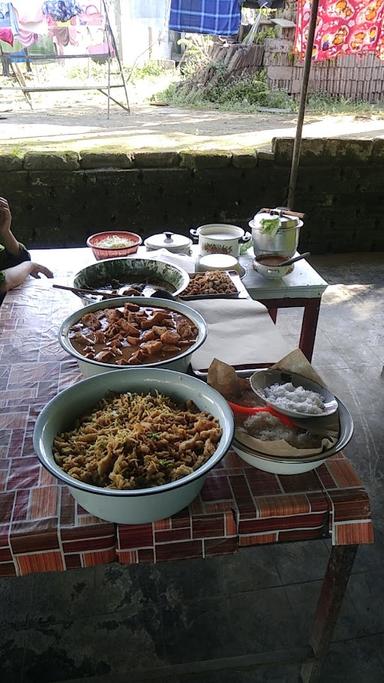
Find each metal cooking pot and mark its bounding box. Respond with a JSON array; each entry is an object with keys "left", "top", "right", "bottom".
[
  {"left": 249, "top": 209, "right": 303, "bottom": 260},
  {"left": 190, "top": 223, "right": 251, "bottom": 258}
]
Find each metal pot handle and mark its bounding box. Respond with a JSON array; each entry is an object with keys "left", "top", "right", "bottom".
[
  {"left": 240, "top": 231, "right": 251, "bottom": 244},
  {"left": 190, "top": 229, "right": 198, "bottom": 242}
]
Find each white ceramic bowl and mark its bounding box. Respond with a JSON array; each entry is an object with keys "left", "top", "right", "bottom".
[
  {"left": 232, "top": 398, "right": 353, "bottom": 475},
  {"left": 33, "top": 368, "right": 234, "bottom": 524},
  {"left": 59, "top": 296, "right": 207, "bottom": 377}
]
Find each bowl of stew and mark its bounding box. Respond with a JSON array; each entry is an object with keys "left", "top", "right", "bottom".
[
  {"left": 87, "top": 231, "right": 142, "bottom": 259},
  {"left": 33, "top": 368, "right": 234, "bottom": 523},
  {"left": 59, "top": 296, "right": 207, "bottom": 376}
]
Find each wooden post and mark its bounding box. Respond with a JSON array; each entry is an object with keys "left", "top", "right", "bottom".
[
  {"left": 300, "top": 545, "right": 358, "bottom": 682},
  {"left": 287, "top": 0, "right": 320, "bottom": 209}
]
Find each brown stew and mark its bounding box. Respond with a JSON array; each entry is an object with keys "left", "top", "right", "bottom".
[{"left": 69, "top": 302, "right": 198, "bottom": 365}]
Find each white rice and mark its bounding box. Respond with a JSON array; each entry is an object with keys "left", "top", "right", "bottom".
[
  {"left": 244, "top": 413, "right": 295, "bottom": 441},
  {"left": 243, "top": 412, "right": 321, "bottom": 448},
  {"left": 263, "top": 382, "right": 325, "bottom": 415}
]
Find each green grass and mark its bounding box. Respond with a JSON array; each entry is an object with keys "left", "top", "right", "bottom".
[
  {"left": 154, "top": 69, "right": 384, "bottom": 116},
  {"left": 305, "top": 93, "right": 384, "bottom": 115},
  {"left": 155, "top": 71, "right": 295, "bottom": 112}
]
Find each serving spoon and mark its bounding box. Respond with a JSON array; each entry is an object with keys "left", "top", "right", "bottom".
[
  {"left": 277, "top": 252, "right": 311, "bottom": 267},
  {"left": 52, "top": 283, "right": 177, "bottom": 301}
]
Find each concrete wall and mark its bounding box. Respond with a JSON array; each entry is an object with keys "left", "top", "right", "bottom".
[{"left": 1, "top": 138, "right": 383, "bottom": 253}]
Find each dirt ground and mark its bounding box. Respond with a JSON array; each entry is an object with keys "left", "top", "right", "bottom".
[{"left": 1, "top": 75, "right": 384, "bottom": 153}]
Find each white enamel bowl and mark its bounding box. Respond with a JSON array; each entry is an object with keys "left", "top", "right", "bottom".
[
  {"left": 232, "top": 398, "right": 353, "bottom": 475},
  {"left": 59, "top": 296, "right": 207, "bottom": 377},
  {"left": 250, "top": 369, "right": 338, "bottom": 419},
  {"left": 33, "top": 369, "right": 234, "bottom": 524}
]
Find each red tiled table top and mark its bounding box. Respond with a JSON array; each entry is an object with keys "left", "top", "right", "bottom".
[{"left": 0, "top": 278, "right": 373, "bottom": 577}]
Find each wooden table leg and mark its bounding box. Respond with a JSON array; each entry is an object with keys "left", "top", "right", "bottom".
[
  {"left": 300, "top": 545, "right": 358, "bottom": 683},
  {"left": 299, "top": 298, "right": 321, "bottom": 362}
]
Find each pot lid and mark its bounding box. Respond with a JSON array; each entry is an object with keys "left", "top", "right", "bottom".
[
  {"left": 250, "top": 209, "right": 301, "bottom": 229},
  {"left": 144, "top": 231, "right": 192, "bottom": 252}
]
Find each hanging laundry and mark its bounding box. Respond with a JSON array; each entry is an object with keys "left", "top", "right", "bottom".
[
  {"left": 0, "top": 27, "right": 13, "bottom": 45},
  {"left": 79, "top": 3, "right": 104, "bottom": 27},
  {"left": 12, "top": 1, "right": 48, "bottom": 38},
  {"left": 169, "top": 0, "right": 241, "bottom": 36},
  {"left": 52, "top": 26, "right": 70, "bottom": 46},
  {"left": 0, "top": 2, "right": 14, "bottom": 28},
  {"left": 11, "top": 1, "right": 44, "bottom": 24},
  {"left": 42, "top": 1, "right": 82, "bottom": 23},
  {"left": 15, "top": 29, "right": 37, "bottom": 47},
  {"left": 294, "top": 0, "right": 384, "bottom": 61}
]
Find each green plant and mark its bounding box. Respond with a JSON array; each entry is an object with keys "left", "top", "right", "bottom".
[
  {"left": 126, "top": 61, "right": 169, "bottom": 82},
  {"left": 253, "top": 26, "right": 278, "bottom": 44},
  {"left": 156, "top": 70, "right": 294, "bottom": 112}
]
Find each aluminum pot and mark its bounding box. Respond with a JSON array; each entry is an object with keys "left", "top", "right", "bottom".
[
  {"left": 58, "top": 296, "right": 207, "bottom": 377},
  {"left": 33, "top": 368, "right": 234, "bottom": 524},
  {"left": 190, "top": 223, "right": 251, "bottom": 258},
  {"left": 249, "top": 211, "right": 303, "bottom": 260}
]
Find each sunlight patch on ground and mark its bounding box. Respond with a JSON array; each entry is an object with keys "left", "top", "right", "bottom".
[{"left": 323, "top": 284, "right": 375, "bottom": 307}]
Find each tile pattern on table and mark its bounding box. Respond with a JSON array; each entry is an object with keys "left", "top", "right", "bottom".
[{"left": 0, "top": 279, "right": 374, "bottom": 577}]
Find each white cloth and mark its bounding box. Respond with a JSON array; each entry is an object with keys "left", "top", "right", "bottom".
[
  {"left": 135, "top": 248, "right": 196, "bottom": 273},
  {"left": 190, "top": 298, "right": 292, "bottom": 372},
  {"left": 12, "top": 0, "right": 44, "bottom": 23}
]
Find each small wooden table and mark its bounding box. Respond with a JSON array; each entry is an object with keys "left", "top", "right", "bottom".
[{"left": 241, "top": 252, "right": 328, "bottom": 362}]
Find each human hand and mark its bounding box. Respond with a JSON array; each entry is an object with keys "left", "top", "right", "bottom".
[
  {"left": 29, "top": 263, "right": 54, "bottom": 279},
  {"left": 0, "top": 197, "right": 12, "bottom": 236}
]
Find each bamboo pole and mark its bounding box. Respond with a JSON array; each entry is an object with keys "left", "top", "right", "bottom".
[{"left": 286, "top": 0, "right": 320, "bottom": 209}]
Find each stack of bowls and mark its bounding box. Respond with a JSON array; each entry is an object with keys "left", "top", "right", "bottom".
[{"left": 231, "top": 370, "right": 353, "bottom": 475}]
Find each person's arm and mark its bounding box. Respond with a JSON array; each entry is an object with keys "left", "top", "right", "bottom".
[
  {"left": 0, "top": 262, "right": 54, "bottom": 294},
  {"left": 0, "top": 197, "right": 24, "bottom": 257}
]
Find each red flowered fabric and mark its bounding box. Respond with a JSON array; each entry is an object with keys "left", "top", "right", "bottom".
[{"left": 295, "top": 0, "right": 384, "bottom": 60}]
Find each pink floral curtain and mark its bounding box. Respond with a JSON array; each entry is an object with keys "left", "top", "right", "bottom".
[{"left": 294, "top": 0, "right": 384, "bottom": 61}]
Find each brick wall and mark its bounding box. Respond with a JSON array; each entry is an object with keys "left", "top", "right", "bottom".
[{"left": 1, "top": 140, "right": 383, "bottom": 254}]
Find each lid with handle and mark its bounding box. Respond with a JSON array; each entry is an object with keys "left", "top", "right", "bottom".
[
  {"left": 250, "top": 208, "right": 303, "bottom": 231},
  {"left": 144, "top": 231, "right": 192, "bottom": 253}
]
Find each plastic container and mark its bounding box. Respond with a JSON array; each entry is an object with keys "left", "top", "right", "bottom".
[{"left": 86, "top": 231, "right": 142, "bottom": 260}]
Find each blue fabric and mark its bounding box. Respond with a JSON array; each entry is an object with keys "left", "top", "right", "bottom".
[
  {"left": 0, "top": 3, "right": 18, "bottom": 32},
  {"left": 169, "top": 0, "right": 241, "bottom": 36},
  {"left": 42, "top": 1, "right": 81, "bottom": 22}
]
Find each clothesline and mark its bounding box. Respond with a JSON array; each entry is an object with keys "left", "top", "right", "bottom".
[{"left": 0, "top": 1, "right": 109, "bottom": 55}]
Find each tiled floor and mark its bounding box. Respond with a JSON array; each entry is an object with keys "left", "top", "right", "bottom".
[{"left": 0, "top": 253, "right": 383, "bottom": 683}]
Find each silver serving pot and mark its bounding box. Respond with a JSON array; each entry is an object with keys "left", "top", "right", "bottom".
[{"left": 249, "top": 211, "right": 303, "bottom": 260}]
